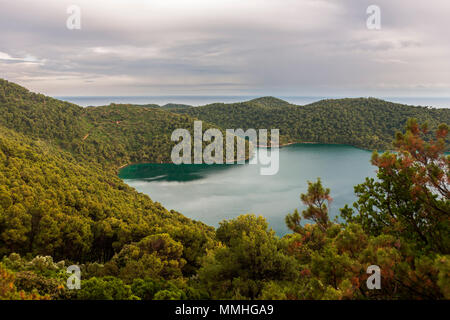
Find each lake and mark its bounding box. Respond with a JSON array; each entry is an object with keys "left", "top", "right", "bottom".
[{"left": 119, "top": 144, "right": 378, "bottom": 235}]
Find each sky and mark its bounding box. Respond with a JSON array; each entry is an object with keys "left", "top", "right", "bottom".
[{"left": 1, "top": 0, "right": 450, "bottom": 97}]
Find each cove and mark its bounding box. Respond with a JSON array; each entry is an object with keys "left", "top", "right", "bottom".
[{"left": 119, "top": 144, "right": 378, "bottom": 235}]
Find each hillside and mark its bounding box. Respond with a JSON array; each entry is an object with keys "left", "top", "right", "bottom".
[
  {"left": 248, "top": 96, "right": 293, "bottom": 108},
  {"left": 161, "top": 103, "right": 193, "bottom": 110},
  {"left": 82, "top": 103, "right": 222, "bottom": 166},
  {"left": 0, "top": 79, "right": 229, "bottom": 273},
  {"left": 0, "top": 78, "right": 255, "bottom": 272},
  {"left": 0, "top": 80, "right": 241, "bottom": 167},
  {"left": 0, "top": 125, "right": 214, "bottom": 270},
  {"left": 174, "top": 97, "right": 450, "bottom": 150},
  {"left": 0, "top": 80, "right": 448, "bottom": 300}
]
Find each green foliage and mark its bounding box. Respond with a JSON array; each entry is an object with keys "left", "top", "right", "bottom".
[
  {"left": 198, "top": 214, "right": 298, "bottom": 299},
  {"left": 153, "top": 288, "right": 185, "bottom": 300},
  {"left": 130, "top": 277, "right": 162, "bottom": 300},
  {"left": 175, "top": 97, "right": 449, "bottom": 150},
  {"left": 75, "top": 276, "right": 137, "bottom": 300},
  {"left": 0, "top": 121, "right": 214, "bottom": 266},
  {"left": 0, "top": 79, "right": 243, "bottom": 167},
  {"left": 0, "top": 79, "right": 448, "bottom": 300},
  {"left": 105, "top": 233, "right": 186, "bottom": 282},
  {"left": 288, "top": 178, "right": 332, "bottom": 231},
  {"left": 0, "top": 262, "right": 50, "bottom": 300},
  {"left": 435, "top": 255, "right": 450, "bottom": 299},
  {"left": 341, "top": 119, "right": 449, "bottom": 253},
  {"left": 161, "top": 103, "right": 193, "bottom": 110}
]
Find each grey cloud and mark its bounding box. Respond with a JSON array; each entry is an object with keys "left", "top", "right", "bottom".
[{"left": 0, "top": 0, "right": 450, "bottom": 96}]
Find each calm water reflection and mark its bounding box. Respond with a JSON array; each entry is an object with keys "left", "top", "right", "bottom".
[{"left": 119, "top": 144, "right": 377, "bottom": 235}]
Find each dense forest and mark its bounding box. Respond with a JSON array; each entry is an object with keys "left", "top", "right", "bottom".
[
  {"left": 174, "top": 96, "right": 450, "bottom": 149},
  {"left": 0, "top": 79, "right": 448, "bottom": 300},
  {"left": 0, "top": 79, "right": 243, "bottom": 167}
]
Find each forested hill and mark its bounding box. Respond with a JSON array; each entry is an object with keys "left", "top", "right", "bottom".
[
  {"left": 161, "top": 103, "right": 193, "bottom": 110},
  {"left": 248, "top": 96, "right": 293, "bottom": 108},
  {"left": 3, "top": 77, "right": 446, "bottom": 158},
  {"left": 1, "top": 79, "right": 448, "bottom": 300},
  {"left": 0, "top": 79, "right": 216, "bottom": 274},
  {"left": 174, "top": 97, "right": 450, "bottom": 150},
  {"left": 0, "top": 79, "right": 227, "bottom": 167},
  {"left": 0, "top": 125, "right": 214, "bottom": 267}
]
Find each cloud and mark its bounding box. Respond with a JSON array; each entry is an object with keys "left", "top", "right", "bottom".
[
  {"left": 1, "top": 0, "right": 450, "bottom": 96},
  {"left": 0, "top": 51, "right": 42, "bottom": 64}
]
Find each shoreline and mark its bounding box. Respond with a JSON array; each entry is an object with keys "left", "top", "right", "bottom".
[
  {"left": 117, "top": 142, "right": 382, "bottom": 173},
  {"left": 256, "top": 141, "right": 389, "bottom": 153},
  {"left": 117, "top": 151, "right": 253, "bottom": 172},
  {"left": 254, "top": 141, "right": 315, "bottom": 148}
]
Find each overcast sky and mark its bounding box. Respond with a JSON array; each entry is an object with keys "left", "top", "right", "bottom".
[{"left": 1, "top": 0, "right": 450, "bottom": 97}]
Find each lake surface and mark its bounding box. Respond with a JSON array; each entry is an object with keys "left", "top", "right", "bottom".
[{"left": 119, "top": 144, "right": 378, "bottom": 235}]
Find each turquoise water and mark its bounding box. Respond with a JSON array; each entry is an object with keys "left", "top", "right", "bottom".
[{"left": 119, "top": 144, "right": 378, "bottom": 235}]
